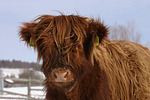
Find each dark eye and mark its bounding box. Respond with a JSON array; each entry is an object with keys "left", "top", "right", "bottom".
[{"left": 77, "top": 44, "right": 82, "bottom": 49}]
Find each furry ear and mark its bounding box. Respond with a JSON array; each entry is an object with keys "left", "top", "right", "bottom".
[
  {"left": 83, "top": 19, "right": 109, "bottom": 61},
  {"left": 19, "top": 15, "right": 55, "bottom": 48},
  {"left": 19, "top": 22, "right": 37, "bottom": 47},
  {"left": 88, "top": 19, "right": 109, "bottom": 45}
]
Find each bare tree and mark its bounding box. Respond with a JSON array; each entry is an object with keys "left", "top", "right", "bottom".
[{"left": 109, "top": 22, "right": 141, "bottom": 43}]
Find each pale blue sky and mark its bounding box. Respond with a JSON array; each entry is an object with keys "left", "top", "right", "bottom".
[{"left": 0, "top": 0, "right": 150, "bottom": 62}]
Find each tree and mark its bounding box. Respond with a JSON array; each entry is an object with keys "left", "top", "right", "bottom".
[{"left": 109, "top": 22, "right": 141, "bottom": 43}]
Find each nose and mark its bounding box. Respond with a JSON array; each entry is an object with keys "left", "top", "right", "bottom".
[{"left": 50, "top": 68, "right": 74, "bottom": 83}]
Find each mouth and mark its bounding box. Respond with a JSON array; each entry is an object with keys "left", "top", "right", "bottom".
[{"left": 50, "top": 80, "right": 78, "bottom": 92}]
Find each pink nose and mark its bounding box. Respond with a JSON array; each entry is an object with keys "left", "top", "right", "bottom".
[{"left": 50, "top": 68, "right": 74, "bottom": 83}]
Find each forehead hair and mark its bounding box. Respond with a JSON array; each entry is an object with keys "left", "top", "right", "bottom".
[{"left": 35, "top": 15, "right": 89, "bottom": 54}]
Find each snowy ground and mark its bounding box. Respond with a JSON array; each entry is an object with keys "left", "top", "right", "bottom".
[
  {"left": 0, "top": 68, "right": 46, "bottom": 99},
  {"left": 0, "top": 86, "right": 46, "bottom": 100}
]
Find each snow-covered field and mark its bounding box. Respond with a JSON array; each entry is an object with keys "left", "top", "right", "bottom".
[
  {"left": 0, "top": 68, "right": 44, "bottom": 78},
  {"left": 0, "top": 86, "right": 46, "bottom": 100},
  {"left": 0, "top": 68, "right": 46, "bottom": 99},
  {"left": 0, "top": 68, "right": 23, "bottom": 78}
]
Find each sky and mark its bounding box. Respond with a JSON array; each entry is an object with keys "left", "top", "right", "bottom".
[{"left": 0, "top": 0, "right": 150, "bottom": 62}]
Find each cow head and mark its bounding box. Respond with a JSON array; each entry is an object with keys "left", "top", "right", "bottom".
[{"left": 19, "top": 15, "right": 108, "bottom": 92}]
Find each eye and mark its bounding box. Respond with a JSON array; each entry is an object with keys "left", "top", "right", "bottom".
[{"left": 77, "top": 44, "right": 82, "bottom": 49}]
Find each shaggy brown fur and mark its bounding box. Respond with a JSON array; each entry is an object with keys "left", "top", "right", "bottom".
[{"left": 19, "top": 14, "right": 150, "bottom": 100}]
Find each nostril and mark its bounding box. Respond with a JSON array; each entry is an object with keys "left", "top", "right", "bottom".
[
  {"left": 64, "top": 71, "right": 68, "bottom": 78},
  {"left": 53, "top": 72, "right": 57, "bottom": 78}
]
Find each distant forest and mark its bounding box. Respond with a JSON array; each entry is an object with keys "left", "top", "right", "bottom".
[{"left": 0, "top": 59, "right": 41, "bottom": 71}]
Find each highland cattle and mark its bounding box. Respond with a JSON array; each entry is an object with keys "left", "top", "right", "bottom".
[{"left": 19, "top": 15, "right": 150, "bottom": 100}]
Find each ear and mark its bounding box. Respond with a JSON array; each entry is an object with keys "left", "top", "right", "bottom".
[
  {"left": 19, "top": 15, "right": 55, "bottom": 48},
  {"left": 87, "top": 19, "right": 109, "bottom": 45},
  {"left": 19, "top": 22, "right": 37, "bottom": 47},
  {"left": 83, "top": 18, "right": 109, "bottom": 60}
]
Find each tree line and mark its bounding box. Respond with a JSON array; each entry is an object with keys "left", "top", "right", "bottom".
[{"left": 0, "top": 59, "right": 41, "bottom": 71}]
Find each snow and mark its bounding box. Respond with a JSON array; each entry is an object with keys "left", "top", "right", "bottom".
[
  {"left": 0, "top": 86, "right": 46, "bottom": 99},
  {"left": 5, "top": 79, "right": 14, "bottom": 83},
  {"left": 0, "top": 68, "right": 46, "bottom": 99},
  {"left": 0, "top": 68, "right": 22, "bottom": 78},
  {"left": 0, "top": 68, "right": 45, "bottom": 79}
]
